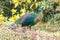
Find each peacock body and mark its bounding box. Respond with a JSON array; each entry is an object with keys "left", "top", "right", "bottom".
[{"left": 12, "top": 12, "right": 43, "bottom": 29}]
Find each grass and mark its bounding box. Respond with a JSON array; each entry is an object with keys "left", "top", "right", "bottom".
[{"left": 0, "top": 24, "right": 58, "bottom": 40}]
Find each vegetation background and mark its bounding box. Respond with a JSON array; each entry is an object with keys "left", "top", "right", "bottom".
[{"left": 0, "top": 0, "right": 60, "bottom": 40}]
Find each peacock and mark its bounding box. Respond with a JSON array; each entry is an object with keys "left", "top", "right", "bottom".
[{"left": 11, "top": 12, "right": 43, "bottom": 29}]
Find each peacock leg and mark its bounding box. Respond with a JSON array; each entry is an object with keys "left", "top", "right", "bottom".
[{"left": 26, "top": 25, "right": 31, "bottom": 30}]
